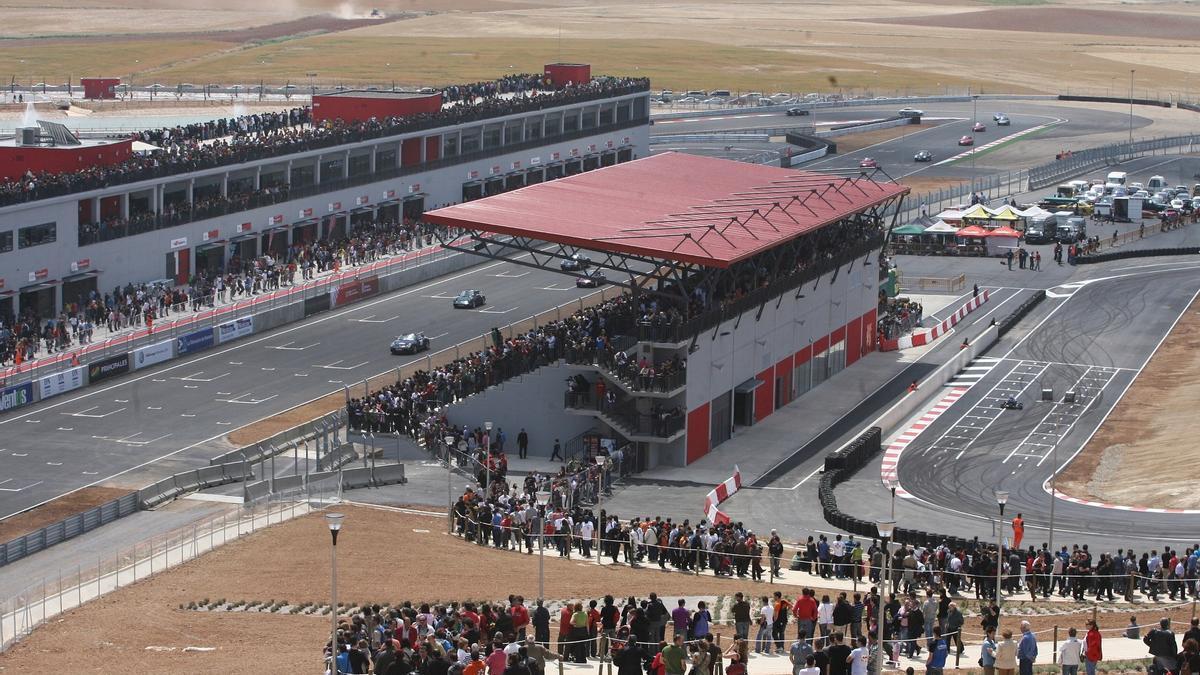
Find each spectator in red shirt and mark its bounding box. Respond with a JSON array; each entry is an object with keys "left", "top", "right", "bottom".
[{"left": 510, "top": 596, "right": 530, "bottom": 640}]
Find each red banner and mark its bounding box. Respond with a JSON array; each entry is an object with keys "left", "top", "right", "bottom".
[
  {"left": 267, "top": 214, "right": 283, "bottom": 225},
  {"left": 299, "top": 207, "right": 313, "bottom": 218},
  {"left": 331, "top": 276, "right": 379, "bottom": 308},
  {"left": 238, "top": 222, "right": 252, "bottom": 232},
  {"left": 75, "top": 258, "right": 90, "bottom": 270},
  {"left": 202, "top": 229, "right": 220, "bottom": 241}
]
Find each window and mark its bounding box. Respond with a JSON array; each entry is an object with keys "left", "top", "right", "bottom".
[
  {"left": 563, "top": 109, "right": 580, "bottom": 132},
  {"left": 544, "top": 112, "right": 562, "bottom": 136},
  {"left": 525, "top": 116, "right": 542, "bottom": 140},
  {"left": 18, "top": 222, "right": 55, "bottom": 248},
  {"left": 441, "top": 135, "right": 458, "bottom": 158},
  {"left": 378, "top": 147, "right": 398, "bottom": 169},
  {"left": 482, "top": 124, "right": 502, "bottom": 150},
  {"left": 792, "top": 360, "right": 811, "bottom": 399},
  {"left": 503, "top": 122, "right": 522, "bottom": 145},
  {"left": 599, "top": 104, "right": 614, "bottom": 126},
  {"left": 461, "top": 127, "right": 481, "bottom": 154},
  {"left": 810, "top": 349, "right": 828, "bottom": 388},
  {"left": 827, "top": 340, "right": 846, "bottom": 378},
  {"left": 581, "top": 106, "right": 598, "bottom": 129},
  {"left": 0, "top": 230, "right": 12, "bottom": 253}
]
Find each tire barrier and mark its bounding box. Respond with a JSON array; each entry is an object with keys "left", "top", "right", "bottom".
[
  {"left": 996, "top": 290, "right": 1046, "bottom": 338},
  {"left": 1180, "top": 102, "right": 1200, "bottom": 114},
  {"left": 1073, "top": 246, "right": 1200, "bottom": 265},
  {"left": 702, "top": 466, "right": 742, "bottom": 525},
  {"left": 1058, "top": 94, "right": 1171, "bottom": 108},
  {"left": 785, "top": 131, "right": 836, "bottom": 156}
]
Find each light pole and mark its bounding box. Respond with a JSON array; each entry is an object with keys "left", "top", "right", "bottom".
[
  {"left": 1129, "top": 69, "right": 1136, "bottom": 144},
  {"left": 875, "top": 520, "right": 895, "bottom": 675},
  {"left": 484, "top": 421, "right": 493, "bottom": 495},
  {"left": 445, "top": 435, "right": 457, "bottom": 534},
  {"left": 326, "top": 512, "right": 345, "bottom": 675},
  {"left": 994, "top": 491, "right": 1008, "bottom": 614},
  {"left": 884, "top": 477, "right": 898, "bottom": 520}
]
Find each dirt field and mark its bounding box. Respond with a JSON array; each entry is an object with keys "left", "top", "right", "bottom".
[
  {"left": 0, "top": 487, "right": 133, "bottom": 541},
  {"left": 1057, "top": 293, "right": 1200, "bottom": 510},
  {"left": 831, "top": 121, "right": 946, "bottom": 154},
  {"left": 0, "top": 505, "right": 1191, "bottom": 672},
  {"left": 2, "top": 0, "right": 1197, "bottom": 94}
]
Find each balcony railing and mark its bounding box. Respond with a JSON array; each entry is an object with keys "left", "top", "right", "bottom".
[{"left": 72, "top": 117, "right": 647, "bottom": 247}]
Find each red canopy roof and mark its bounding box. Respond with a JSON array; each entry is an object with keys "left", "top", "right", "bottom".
[
  {"left": 956, "top": 225, "right": 990, "bottom": 237},
  {"left": 987, "top": 225, "right": 1022, "bottom": 238},
  {"left": 423, "top": 152, "right": 908, "bottom": 268}
]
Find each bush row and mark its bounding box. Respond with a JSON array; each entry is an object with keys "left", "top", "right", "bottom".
[{"left": 1073, "top": 246, "right": 1200, "bottom": 265}]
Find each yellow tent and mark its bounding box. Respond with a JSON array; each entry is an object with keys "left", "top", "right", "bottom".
[
  {"left": 959, "top": 204, "right": 992, "bottom": 222},
  {"left": 985, "top": 205, "right": 1021, "bottom": 221}
]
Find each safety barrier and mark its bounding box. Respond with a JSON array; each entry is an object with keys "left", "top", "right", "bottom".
[
  {"left": 1058, "top": 94, "right": 1170, "bottom": 108},
  {"left": 819, "top": 117, "right": 911, "bottom": 138},
  {"left": 372, "top": 463, "right": 407, "bottom": 487},
  {"left": 879, "top": 290, "right": 990, "bottom": 351},
  {"left": 1072, "top": 246, "right": 1200, "bottom": 265},
  {"left": 1026, "top": 134, "right": 1200, "bottom": 191},
  {"left": 650, "top": 93, "right": 1057, "bottom": 121},
  {"left": 897, "top": 274, "right": 966, "bottom": 293},
  {"left": 997, "top": 290, "right": 1046, "bottom": 337},
  {"left": 138, "top": 460, "right": 255, "bottom": 509},
  {"left": 317, "top": 443, "right": 358, "bottom": 472},
  {"left": 0, "top": 492, "right": 138, "bottom": 568},
  {"left": 649, "top": 133, "right": 769, "bottom": 143}
]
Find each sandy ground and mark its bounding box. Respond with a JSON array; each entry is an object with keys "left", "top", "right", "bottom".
[
  {"left": 2, "top": 0, "right": 1198, "bottom": 94},
  {"left": 1057, "top": 293, "right": 1200, "bottom": 510},
  {"left": 0, "top": 487, "right": 133, "bottom": 541},
  {"left": 830, "top": 121, "right": 946, "bottom": 154},
  {"left": 0, "top": 505, "right": 1195, "bottom": 672}
]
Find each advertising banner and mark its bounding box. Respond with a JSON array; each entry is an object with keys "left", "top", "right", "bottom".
[
  {"left": 177, "top": 328, "right": 215, "bottom": 355},
  {"left": 88, "top": 353, "right": 130, "bottom": 384},
  {"left": 331, "top": 276, "right": 379, "bottom": 308},
  {"left": 217, "top": 316, "right": 254, "bottom": 344},
  {"left": 133, "top": 340, "right": 174, "bottom": 371},
  {"left": 0, "top": 382, "right": 33, "bottom": 412},
  {"left": 39, "top": 366, "right": 86, "bottom": 399}
]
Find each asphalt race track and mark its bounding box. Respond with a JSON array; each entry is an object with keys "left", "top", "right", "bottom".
[
  {"left": 894, "top": 263, "right": 1200, "bottom": 543},
  {"left": 0, "top": 253, "right": 599, "bottom": 518}
]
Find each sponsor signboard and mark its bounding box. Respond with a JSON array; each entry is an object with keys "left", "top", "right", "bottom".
[
  {"left": 217, "top": 316, "right": 254, "bottom": 344},
  {"left": 331, "top": 276, "right": 380, "bottom": 308},
  {"left": 177, "top": 328, "right": 215, "bottom": 355},
  {"left": 606, "top": 140, "right": 614, "bottom": 148},
  {"left": 383, "top": 189, "right": 396, "bottom": 200},
  {"left": 39, "top": 366, "right": 85, "bottom": 399},
  {"left": 511, "top": 160, "right": 521, "bottom": 170},
  {"left": 328, "top": 201, "right": 342, "bottom": 213},
  {"left": 27, "top": 268, "right": 48, "bottom": 282},
  {"left": 88, "top": 352, "right": 130, "bottom": 384},
  {"left": 202, "top": 229, "right": 220, "bottom": 241},
  {"left": 0, "top": 382, "right": 33, "bottom": 412},
  {"left": 408, "top": 183, "right": 421, "bottom": 194},
  {"left": 551, "top": 152, "right": 560, "bottom": 161},
  {"left": 571, "top": 148, "right": 579, "bottom": 157},
  {"left": 356, "top": 195, "right": 369, "bottom": 206},
  {"left": 0, "top": 278, "right": 5, "bottom": 290},
  {"left": 467, "top": 170, "right": 479, "bottom": 180},
  {"left": 133, "top": 340, "right": 173, "bottom": 370},
  {"left": 238, "top": 222, "right": 252, "bottom": 233},
  {"left": 70, "top": 258, "right": 90, "bottom": 272},
  {"left": 299, "top": 207, "right": 313, "bottom": 218},
  {"left": 169, "top": 237, "right": 187, "bottom": 249},
  {"left": 267, "top": 214, "right": 283, "bottom": 226},
  {"left": 490, "top": 165, "right": 501, "bottom": 175},
  {"left": 531, "top": 157, "right": 541, "bottom": 165}
]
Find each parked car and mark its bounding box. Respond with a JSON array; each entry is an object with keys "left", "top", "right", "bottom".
[
  {"left": 576, "top": 270, "right": 608, "bottom": 288},
  {"left": 560, "top": 253, "right": 591, "bottom": 271},
  {"left": 453, "top": 289, "right": 486, "bottom": 308},
  {"left": 913, "top": 150, "right": 933, "bottom": 162},
  {"left": 859, "top": 157, "right": 878, "bottom": 168},
  {"left": 390, "top": 332, "right": 431, "bottom": 355},
  {"left": 786, "top": 107, "right": 810, "bottom": 116},
  {"left": 992, "top": 112, "right": 1006, "bottom": 121},
  {"left": 995, "top": 116, "right": 1011, "bottom": 126},
  {"left": 972, "top": 122, "right": 986, "bottom": 132},
  {"left": 898, "top": 107, "right": 924, "bottom": 118},
  {"left": 958, "top": 135, "right": 975, "bottom": 146}
]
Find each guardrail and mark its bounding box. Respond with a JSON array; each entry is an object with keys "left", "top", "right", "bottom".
[
  {"left": 649, "top": 133, "right": 769, "bottom": 143},
  {"left": 894, "top": 170, "right": 1029, "bottom": 224},
  {"left": 1026, "top": 134, "right": 1200, "bottom": 191},
  {"left": 0, "top": 493, "right": 138, "bottom": 568},
  {"left": 898, "top": 273, "right": 966, "bottom": 293}
]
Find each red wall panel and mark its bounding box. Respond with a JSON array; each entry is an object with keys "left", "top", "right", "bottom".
[
  {"left": 99, "top": 196, "right": 120, "bottom": 221},
  {"left": 544, "top": 63, "right": 591, "bottom": 87},
  {"left": 795, "top": 344, "right": 812, "bottom": 365},
  {"left": 686, "top": 403, "right": 711, "bottom": 464},
  {"left": 401, "top": 138, "right": 422, "bottom": 167},
  {"left": 77, "top": 199, "right": 92, "bottom": 225},
  {"left": 424, "top": 135, "right": 440, "bottom": 162},
  {"left": 831, "top": 326, "right": 846, "bottom": 345},
  {"left": 846, "top": 316, "right": 862, "bottom": 366},
  {"left": 0, "top": 139, "right": 132, "bottom": 181},
  {"left": 813, "top": 335, "right": 829, "bottom": 356},
  {"left": 81, "top": 77, "right": 120, "bottom": 99},
  {"left": 775, "top": 354, "right": 794, "bottom": 407},
  {"left": 311, "top": 92, "right": 442, "bottom": 124},
  {"left": 863, "top": 308, "right": 878, "bottom": 354},
  {"left": 754, "top": 367, "right": 773, "bottom": 423}
]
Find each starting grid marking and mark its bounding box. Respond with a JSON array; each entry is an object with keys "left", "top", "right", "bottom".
[
  {"left": 927, "top": 360, "right": 1051, "bottom": 462},
  {"left": 880, "top": 387, "right": 968, "bottom": 496},
  {"left": 1002, "top": 365, "right": 1119, "bottom": 466},
  {"left": 945, "top": 356, "right": 1000, "bottom": 388}
]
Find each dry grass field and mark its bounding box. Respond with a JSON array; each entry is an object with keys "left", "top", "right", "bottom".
[{"left": 1, "top": 0, "right": 1198, "bottom": 95}]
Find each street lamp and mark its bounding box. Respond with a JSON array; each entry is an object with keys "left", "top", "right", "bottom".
[
  {"left": 1129, "top": 69, "right": 1136, "bottom": 144},
  {"left": 445, "top": 435, "right": 457, "bottom": 534},
  {"left": 994, "top": 491, "right": 1008, "bottom": 612},
  {"left": 484, "top": 421, "right": 493, "bottom": 495},
  {"left": 326, "top": 512, "right": 345, "bottom": 675},
  {"left": 884, "top": 477, "right": 898, "bottom": 520},
  {"left": 875, "top": 520, "right": 896, "bottom": 675}
]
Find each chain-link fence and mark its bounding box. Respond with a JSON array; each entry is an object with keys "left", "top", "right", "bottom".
[{"left": 1027, "top": 134, "right": 1200, "bottom": 191}]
